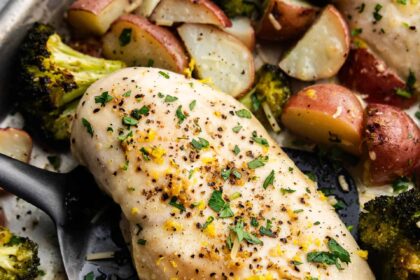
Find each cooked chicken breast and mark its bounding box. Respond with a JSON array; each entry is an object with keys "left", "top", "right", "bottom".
[
  {"left": 71, "top": 67, "right": 374, "bottom": 279},
  {"left": 336, "top": 0, "right": 420, "bottom": 91}
]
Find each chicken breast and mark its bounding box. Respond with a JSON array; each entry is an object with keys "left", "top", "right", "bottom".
[
  {"left": 71, "top": 67, "right": 374, "bottom": 279},
  {"left": 336, "top": 0, "right": 420, "bottom": 91}
]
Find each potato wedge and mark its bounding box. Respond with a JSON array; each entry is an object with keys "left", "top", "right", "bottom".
[
  {"left": 102, "top": 14, "right": 188, "bottom": 73},
  {"left": 150, "top": 0, "right": 231, "bottom": 27},
  {"left": 135, "top": 0, "right": 162, "bottom": 17},
  {"left": 0, "top": 128, "right": 32, "bottom": 163},
  {"left": 222, "top": 17, "right": 255, "bottom": 50},
  {"left": 177, "top": 23, "right": 254, "bottom": 98},
  {"left": 363, "top": 104, "right": 420, "bottom": 186},
  {"left": 279, "top": 5, "right": 349, "bottom": 81},
  {"left": 256, "top": 0, "right": 319, "bottom": 41},
  {"left": 339, "top": 45, "right": 416, "bottom": 109},
  {"left": 68, "top": 0, "right": 131, "bottom": 35},
  {"left": 282, "top": 84, "right": 364, "bottom": 155}
]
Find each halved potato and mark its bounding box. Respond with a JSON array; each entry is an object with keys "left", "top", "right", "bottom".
[
  {"left": 0, "top": 128, "right": 32, "bottom": 163},
  {"left": 363, "top": 104, "right": 420, "bottom": 186},
  {"left": 103, "top": 14, "right": 188, "bottom": 73},
  {"left": 177, "top": 23, "right": 254, "bottom": 98},
  {"left": 339, "top": 45, "right": 416, "bottom": 109},
  {"left": 281, "top": 84, "right": 364, "bottom": 155},
  {"left": 279, "top": 5, "right": 350, "bottom": 81},
  {"left": 68, "top": 0, "right": 131, "bottom": 35},
  {"left": 256, "top": 0, "right": 319, "bottom": 41},
  {"left": 150, "top": 0, "right": 231, "bottom": 27},
  {"left": 135, "top": 0, "right": 161, "bottom": 17},
  {"left": 222, "top": 17, "right": 255, "bottom": 50}
]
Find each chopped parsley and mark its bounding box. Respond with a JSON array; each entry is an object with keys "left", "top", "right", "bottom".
[
  {"left": 396, "top": 0, "right": 407, "bottom": 4},
  {"left": 305, "top": 172, "right": 317, "bottom": 182},
  {"left": 191, "top": 137, "right": 209, "bottom": 150},
  {"left": 230, "top": 220, "right": 262, "bottom": 245},
  {"left": 356, "top": 3, "right": 365, "bottom": 13},
  {"left": 82, "top": 118, "right": 93, "bottom": 137},
  {"left": 221, "top": 168, "right": 231, "bottom": 180},
  {"left": 233, "top": 145, "right": 240, "bottom": 155},
  {"left": 280, "top": 188, "right": 296, "bottom": 194},
  {"left": 201, "top": 216, "right": 214, "bottom": 229},
  {"left": 232, "top": 124, "right": 243, "bottom": 133},
  {"left": 94, "top": 91, "right": 113, "bottom": 106},
  {"left": 230, "top": 192, "right": 241, "bottom": 200},
  {"left": 392, "top": 177, "right": 410, "bottom": 193},
  {"left": 251, "top": 93, "right": 261, "bottom": 112},
  {"left": 250, "top": 217, "right": 259, "bottom": 228},
  {"left": 119, "top": 28, "right": 132, "bottom": 46},
  {"left": 251, "top": 131, "right": 269, "bottom": 146},
  {"left": 307, "top": 238, "right": 351, "bottom": 270},
  {"left": 333, "top": 199, "right": 346, "bottom": 210},
  {"left": 158, "top": 71, "right": 170, "bottom": 79},
  {"left": 208, "top": 190, "right": 234, "bottom": 218},
  {"left": 293, "top": 209, "right": 304, "bottom": 213},
  {"left": 169, "top": 196, "right": 185, "bottom": 212},
  {"left": 373, "top": 4, "right": 383, "bottom": 23},
  {"left": 236, "top": 109, "right": 252, "bottom": 119},
  {"left": 395, "top": 88, "right": 412, "bottom": 98},
  {"left": 175, "top": 106, "right": 186, "bottom": 124},
  {"left": 351, "top": 28, "right": 363, "bottom": 36},
  {"left": 123, "top": 90, "right": 131, "bottom": 97},
  {"left": 164, "top": 95, "right": 178, "bottom": 103},
  {"left": 158, "top": 92, "right": 164, "bottom": 98},
  {"left": 247, "top": 156, "right": 268, "bottom": 169},
  {"left": 122, "top": 116, "right": 138, "bottom": 126},
  {"left": 118, "top": 130, "right": 133, "bottom": 142},
  {"left": 131, "top": 106, "right": 149, "bottom": 119},
  {"left": 140, "top": 147, "right": 150, "bottom": 161},
  {"left": 47, "top": 155, "right": 61, "bottom": 171},
  {"left": 137, "top": 239, "right": 147, "bottom": 245},
  {"left": 263, "top": 170, "right": 275, "bottom": 189},
  {"left": 84, "top": 272, "right": 94, "bottom": 280},
  {"left": 259, "top": 219, "right": 275, "bottom": 237},
  {"left": 415, "top": 111, "right": 420, "bottom": 120},
  {"left": 147, "top": 59, "right": 154, "bottom": 67},
  {"left": 232, "top": 169, "right": 242, "bottom": 179},
  {"left": 189, "top": 100, "right": 196, "bottom": 110},
  {"left": 292, "top": 260, "right": 303, "bottom": 266}
]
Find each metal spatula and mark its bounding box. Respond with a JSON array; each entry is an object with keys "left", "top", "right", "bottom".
[{"left": 0, "top": 148, "right": 360, "bottom": 279}]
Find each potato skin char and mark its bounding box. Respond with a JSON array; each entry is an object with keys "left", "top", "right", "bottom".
[{"left": 363, "top": 104, "right": 420, "bottom": 186}]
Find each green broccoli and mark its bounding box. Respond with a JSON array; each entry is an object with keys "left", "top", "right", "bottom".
[
  {"left": 0, "top": 227, "right": 40, "bottom": 280},
  {"left": 359, "top": 189, "right": 420, "bottom": 280},
  {"left": 15, "top": 23, "right": 125, "bottom": 143},
  {"left": 241, "top": 64, "right": 291, "bottom": 132},
  {"left": 214, "top": 0, "right": 262, "bottom": 19}
]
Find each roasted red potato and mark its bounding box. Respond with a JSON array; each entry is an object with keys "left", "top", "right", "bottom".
[
  {"left": 339, "top": 45, "right": 417, "bottom": 109},
  {"left": 222, "top": 17, "right": 255, "bottom": 50},
  {"left": 282, "top": 84, "right": 364, "bottom": 155},
  {"left": 150, "top": 0, "right": 231, "bottom": 27},
  {"left": 0, "top": 128, "right": 32, "bottom": 163},
  {"left": 68, "top": 0, "right": 132, "bottom": 35},
  {"left": 102, "top": 14, "right": 188, "bottom": 73},
  {"left": 363, "top": 104, "right": 420, "bottom": 186},
  {"left": 256, "top": 0, "right": 319, "bottom": 41}
]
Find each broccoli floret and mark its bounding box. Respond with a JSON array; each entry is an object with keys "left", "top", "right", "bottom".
[
  {"left": 15, "top": 23, "right": 125, "bottom": 142},
  {"left": 214, "top": 0, "right": 261, "bottom": 18},
  {"left": 0, "top": 227, "right": 40, "bottom": 280},
  {"left": 241, "top": 64, "right": 291, "bottom": 132},
  {"left": 359, "top": 189, "right": 420, "bottom": 280}
]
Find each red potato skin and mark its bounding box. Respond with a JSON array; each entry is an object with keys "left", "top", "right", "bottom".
[
  {"left": 69, "top": 0, "right": 115, "bottom": 14},
  {"left": 339, "top": 46, "right": 416, "bottom": 109},
  {"left": 256, "top": 0, "right": 319, "bottom": 41},
  {"left": 112, "top": 14, "right": 188, "bottom": 72},
  {"left": 190, "top": 0, "right": 232, "bottom": 27},
  {"left": 363, "top": 104, "right": 420, "bottom": 186}
]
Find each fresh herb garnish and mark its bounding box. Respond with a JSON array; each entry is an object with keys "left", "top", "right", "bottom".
[
  {"left": 147, "top": 59, "right": 154, "bottom": 67},
  {"left": 189, "top": 100, "right": 196, "bottom": 110},
  {"left": 233, "top": 145, "right": 240, "bottom": 155},
  {"left": 307, "top": 238, "right": 351, "bottom": 270},
  {"left": 236, "top": 109, "right": 252, "bottom": 119},
  {"left": 123, "top": 90, "right": 131, "bottom": 97},
  {"left": 158, "top": 71, "right": 170, "bottom": 79},
  {"left": 305, "top": 172, "right": 317, "bottom": 182},
  {"left": 123, "top": 116, "right": 138, "bottom": 126},
  {"left": 191, "top": 137, "right": 209, "bottom": 150},
  {"left": 356, "top": 3, "right": 365, "bottom": 13},
  {"left": 201, "top": 216, "right": 214, "bottom": 229},
  {"left": 373, "top": 4, "right": 383, "bottom": 23},
  {"left": 230, "top": 220, "right": 262, "bottom": 245},
  {"left": 84, "top": 272, "right": 94, "bottom": 280},
  {"left": 280, "top": 188, "right": 296, "bottom": 194},
  {"left": 118, "top": 130, "right": 133, "bottom": 142},
  {"left": 47, "top": 155, "right": 61, "bottom": 171},
  {"left": 232, "top": 124, "right": 243, "bottom": 133},
  {"left": 250, "top": 217, "right": 259, "bottom": 228},
  {"left": 137, "top": 239, "right": 147, "bottom": 245},
  {"left": 119, "top": 28, "right": 132, "bottom": 46},
  {"left": 259, "top": 219, "right": 275, "bottom": 237},
  {"left": 252, "top": 131, "right": 269, "bottom": 146},
  {"left": 164, "top": 95, "right": 178, "bottom": 103},
  {"left": 95, "top": 91, "right": 113, "bottom": 106},
  {"left": 131, "top": 106, "right": 149, "bottom": 119},
  {"left": 247, "top": 156, "right": 268, "bottom": 169},
  {"left": 176, "top": 106, "right": 186, "bottom": 124},
  {"left": 251, "top": 93, "right": 261, "bottom": 112},
  {"left": 221, "top": 168, "right": 231, "bottom": 180},
  {"left": 82, "top": 118, "right": 93, "bottom": 137},
  {"left": 351, "top": 28, "right": 363, "bottom": 36},
  {"left": 169, "top": 196, "right": 185, "bottom": 212},
  {"left": 415, "top": 111, "right": 420, "bottom": 120},
  {"left": 333, "top": 199, "right": 346, "bottom": 210},
  {"left": 263, "top": 170, "right": 275, "bottom": 189},
  {"left": 140, "top": 147, "right": 150, "bottom": 161},
  {"left": 392, "top": 177, "right": 410, "bottom": 193},
  {"left": 208, "top": 190, "right": 234, "bottom": 218}
]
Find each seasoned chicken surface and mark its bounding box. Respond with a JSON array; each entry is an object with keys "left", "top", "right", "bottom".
[
  {"left": 336, "top": 0, "right": 420, "bottom": 91},
  {"left": 71, "top": 67, "right": 374, "bottom": 279}
]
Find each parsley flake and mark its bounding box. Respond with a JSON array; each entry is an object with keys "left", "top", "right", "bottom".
[
  {"left": 189, "top": 100, "right": 196, "bottom": 110},
  {"left": 123, "top": 116, "right": 138, "bottom": 126},
  {"left": 82, "top": 118, "right": 93, "bottom": 137},
  {"left": 221, "top": 169, "right": 231, "bottom": 181},
  {"left": 230, "top": 220, "right": 262, "bottom": 245},
  {"left": 233, "top": 145, "right": 240, "bottom": 155},
  {"left": 280, "top": 188, "right": 296, "bottom": 194},
  {"left": 131, "top": 106, "right": 149, "bottom": 119},
  {"left": 208, "top": 190, "right": 234, "bottom": 218},
  {"left": 176, "top": 106, "right": 186, "bottom": 124},
  {"left": 119, "top": 28, "right": 132, "bottom": 46},
  {"left": 232, "top": 124, "right": 243, "bottom": 133},
  {"left": 158, "top": 71, "right": 170, "bottom": 79},
  {"left": 201, "top": 216, "right": 214, "bottom": 229},
  {"left": 236, "top": 109, "right": 252, "bottom": 118},
  {"left": 164, "top": 95, "right": 178, "bottom": 103},
  {"left": 373, "top": 4, "right": 383, "bottom": 23},
  {"left": 263, "top": 170, "right": 275, "bottom": 189},
  {"left": 95, "top": 91, "right": 113, "bottom": 106},
  {"left": 123, "top": 90, "right": 131, "bottom": 97},
  {"left": 248, "top": 156, "right": 268, "bottom": 169},
  {"left": 252, "top": 131, "right": 269, "bottom": 146},
  {"left": 169, "top": 197, "right": 185, "bottom": 212},
  {"left": 137, "top": 239, "right": 147, "bottom": 245},
  {"left": 191, "top": 137, "right": 209, "bottom": 150}
]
